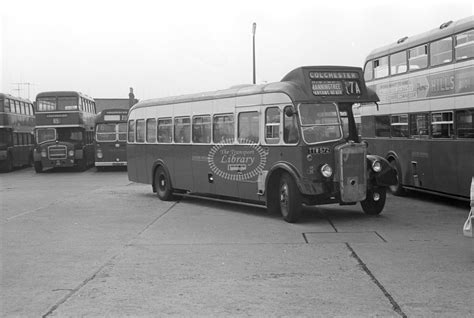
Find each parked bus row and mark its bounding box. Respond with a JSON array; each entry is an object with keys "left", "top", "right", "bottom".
[
  {"left": 361, "top": 16, "right": 473, "bottom": 200},
  {"left": 0, "top": 91, "right": 129, "bottom": 172}
]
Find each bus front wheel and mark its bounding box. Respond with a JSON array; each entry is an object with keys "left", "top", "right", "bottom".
[
  {"left": 154, "top": 166, "right": 175, "bottom": 201},
  {"left": 361, "top": 187, "right": 386, "bottom": 215},
  {"left": 34, "top": 161, "right": 43, "bottom": 173},
  {"left": 279, "top": 173, "right": 302, "bottom": 223},
  {"left": 388, "top": 159, "right": 405, "bottom": 196}
]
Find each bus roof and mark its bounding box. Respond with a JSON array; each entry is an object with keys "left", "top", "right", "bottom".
[
  {"left": 35, "top": 91, "right": 94, "bottom": 101},
  {"left": 365, "top": 15, "right": 474, "bottom": 61},
  {"left": 131, "top": 66, "right": 378, "bottom": 111},
  {"left": 0, "top": 93, "right": 34, "bottom": 104}
]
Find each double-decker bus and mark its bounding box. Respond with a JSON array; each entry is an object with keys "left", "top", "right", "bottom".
[
  {"left": 0, "top": 93, "right": 35, "bottom": 172},
  {"left": 94, "top": 108, "right": 128, "bottom": 170},
  {"left": 33, "top": 91, "right": 96, "bottom": 172},
  {"left": 361, "top": 16, "right": 474, "bottom": 200},
  {"left": 127, "top": 66, "right": 396, "bottom": 222}
]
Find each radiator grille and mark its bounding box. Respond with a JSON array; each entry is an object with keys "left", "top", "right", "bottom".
[
  {"left": 336, "top": 144, "right": 367, "bottom": 202},
  {"left": 48, "top": 145, "right": 67, "bottom": 160}
]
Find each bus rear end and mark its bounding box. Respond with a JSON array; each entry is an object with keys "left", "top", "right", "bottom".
[{"left": 94, "top": 109, "right": 128, "bottom": 169}]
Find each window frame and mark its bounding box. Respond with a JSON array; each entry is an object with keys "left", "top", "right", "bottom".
[
  {"left": 157, "top": 117, "right": 173, "bottom": 144},
  {"left": 173, "top": 116, "right": 191, "bottom": 144},
  {"left": 213, "top": 113, "right": 235, "bottom": 144},
  {"left": 192, "top": 115, "right": 212, "bottom": 144},
  {"left": 264, "top": 107, "right": 281, "bottom": 144},
  {"left": 146, "top": 118, "right": 157, "bottom": 143},
  {"left": 238, "top": 111, "right": 260, "bottom": 144}
]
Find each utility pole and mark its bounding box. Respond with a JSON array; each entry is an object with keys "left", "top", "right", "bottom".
[
  {"left": 252, "top": 22, "right": 257, "bottom": 85},
  {"left": 11, "top": 82, "right": 34, "bottom": 99}
]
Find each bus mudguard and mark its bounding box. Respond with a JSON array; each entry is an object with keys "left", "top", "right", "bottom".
[
  {"left": 151, "top": 159, "right": 172, "bottom": 192},
  {"left": 367, "top": 155, "right": 397, "bottom": 187},
  {"left": 265, "top": 162, "right": 307, "bottom": 195}
]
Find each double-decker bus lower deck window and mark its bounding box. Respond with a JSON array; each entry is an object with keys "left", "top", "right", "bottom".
[
  {"left": 391, "top": 114, "right": 409, "bottom": 137},
  {"left": 430, "top": 37, "right": 453, "bottom": 66},
  {"left": 456, "top": 109, "right": 474, "bottom": 138},
  {"left": 265, "top": 107, "right": 280, "bottom": 144},
  {"left": 146, "top": 119, "right": 157, "bottom": 143},
  {"left": 238, "top": 112, "right": 259, "bottom": 143},
  {"left": 158, "top": 118, "right": 173, "bottom": 143},
  {"left": 455, "top": 30, "right": 474, "bottom": 60},
  {"left": 174, "top": 117, "right": 190, "bottom": 143},
  {"left": 299, "top": 103, "right": 341, "bottom": 144},
  {"left": 213, "top": 114, "right": 234, "bottom": 143},
  {"left": 118, "top": 123, "right": 127, "bottom": 141},
  {"left": 283, "top": 106, "right": 299, "bottom": 144},
  {"left": 192, "top": 115, "right": 211, "bottom": 144},
  {"left": 409, "top": 113, "right": 429, "bottom": 138},
  {"left": 375, "top": 115, "right": 391, "bottom": 137},
  {"left": 431, "top": 112, "right": 453, "bottom": 138},
  {"left": 128, "top": 120, "right": 135, "bottom": 142},
  {"left": 97, "top": 123, "right": 117, "bottom": 141}
]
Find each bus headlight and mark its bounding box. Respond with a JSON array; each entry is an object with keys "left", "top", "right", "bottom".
[
  {"left": 320, "top": 164, "right": 333, "bottom": 178},
  {"left": 96, "top": 149, "right": 103, "bottom": 159},
  {"left": 372, "top": 160, "right": 382, "bottom": 172},
  {"left": 68, "top": 150, "right": 75, "bottom": 157},
  {"left": 41, "top": 150, "right": 47, "bottom": 158}
]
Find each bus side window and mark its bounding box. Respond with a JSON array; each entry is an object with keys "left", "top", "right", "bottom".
[
  {"left": 430, "top": 37, "right": 453, "bottom": 66},
  {"left": 213, "top": 114, "right": 234, "bottom": 143},
  {"left": 192, "top": 115, "right": 211, "bottom": 143},
  {"left": 146, "top": 118, "right": 157, "bottom": 143},
  {"left": 265, "top": 107, "right": 280, "bottom": 144},
  {"left": 409, "top": 113, "right": 429, "bottom": 138},
  {"left": 238, "top": 111, "right": 259, "bottom": 143},
  {"left": 455, "top": 30, "right": 474, "bottom": 61},
  {"left": 128, "top": 120, "right": 135, "bottom": 143},
  {"left": 456, "top": 109, "right": 474, "bottom": 138},
  {"left": 174, "top": 117, "right": 190, "bottom": 143},
  {"left": 375, "top": 115, "right": 391, "bottom": 137},
  {"left": 391, "top": 114, "right": 408, "bottom": 137},
  {"left": 431, "top": 112, "right": 453, "bottom": 138},
  {"left": 136, "top": 119, "right": 145, "bottom": 143},
  {"left": 283, "top": 106, "right": 299, "bottom": 144},
  {"left": 158, "top": 118, "right": 173, "bottom": 143}
]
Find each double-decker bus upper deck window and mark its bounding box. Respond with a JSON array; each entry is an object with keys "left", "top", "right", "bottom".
[
  {"left": 238, "top": 111, "right": 259, "bottom": 143},
  {"left": 283, "top": 106, "right": 299, "bottom": 144},
  {"left": 213, "top": 114, "right": 234, "bottom": 143},
  {"left": 298, "top": 103, "right": 341, "bottom": 144},
  {"left": 37, "top": 97, "right": 56, "bottom": 111},
  {"left": 146, "top": 118, "right": 157, "bottom": 143},
  {"left": 390, "top": 51, "right": 407, "bottom": 75},
  {"left": 409, "top": 113, "right": 429, "bottom": 138},
  {"left": 118, "top": 123, "right": 127, "bottom": 141},
  {"left": 455, "top": 109, "right": 474, "bottom": 138},
  {"left": 455, "top": 30, "right": 474, "bottom": 61},
  {"left": 431, "top": 112, "right": 453, "bottom": 138},
  {"left": 158, "top": 118, "right": 173, "bottom": 143},
  {"left": 136, "top": 119, "right": 145, "bottom": 143},
  {"left": 375, "top": 115, "right": 391, "bottom": 137},
  {"left": 391, "top": 114, "right": 409, "bottom": 137},
  {"left": 408, "top": 45, "right": 428, "bottom": 71},
  {"left": 192, "top": 115, "right": 211, "bottom": 144},
  {"left": 174, "top": 117, "right": 190, "bottom": 143},
  {"left": 430, "top": 37, "right": 453, "bottom": 66},
  {"left": 4, "top": 99, "right": 10, "bottom": 112},
  {"left": 127, "top": 120, "right": 135, "bottom": 142},
  {"left": 97, "top": 123, "right": 117, "bottom": 141},
  {"left": 265, "top": 107, "right": 280, "bottom": 144},
  {"left": 58, "top": 97, "right": 78, "bottom": 111},
  {"left": 364, "top": 61, "right": 373, "bottom": 81},
  {"left": 374, "top": 56, "right": 389, "bottom": 79}
]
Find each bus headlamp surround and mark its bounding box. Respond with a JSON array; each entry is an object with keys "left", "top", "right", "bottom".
[
  {"left": 320, "top": 163, "right": 333, "bottom": 178},
  {"left": 96, "top": 149, "right": 103, "bottom": 159},
  {"left": 41, "top": 149, "right": 47, "bottom": 158},
  {"left": 68, "top": 150, "right": 75, "bottom": 157},
  {"left": 372, "top": 160, "right": 382, "bottom": 173}
]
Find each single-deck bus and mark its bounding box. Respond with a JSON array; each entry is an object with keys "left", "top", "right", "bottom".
[
  {"left": 0, "top": 93, "right": 35, "bottom": 171},
  {"left": 361, "top": 16, "right": 474, "bottom": 200},
  {"left": 127, "top": 66, "right": 396, "bottom": 222},
  {"left": 94, "top": 108, "right": 128, "bottom": 170},
  {"left": 33, "top": 91, "right": 96, "bottom": 172}
]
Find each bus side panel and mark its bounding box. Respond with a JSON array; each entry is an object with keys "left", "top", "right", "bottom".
[
  {"left": 430, "top": 140, "right": 458, "bottom": 196},
  {"left": 191, "top": 145, "right": 214, "bottom": 194},
  {"left": 127, "top": 144, "right": 141, "bottom": 183},
  {"left": 457, "top": 139, "right": 474, "bottom": 198},
  {"left": 171, "top": 145, "right": 193, "bottom": 191}
]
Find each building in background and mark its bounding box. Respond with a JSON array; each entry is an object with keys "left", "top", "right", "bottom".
[{"left": 95, "top": 87, "right": 138, "bottom": 113}]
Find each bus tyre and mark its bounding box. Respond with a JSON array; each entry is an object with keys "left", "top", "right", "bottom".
[
  {"left": 77, "top": 155, "right": 88, "bottom": 172},
  {"left": 34, "top": 161, "right": 43, "bottom": 173},
  {"left": 155, "top": 166, "right": 175, "bottom": 201},
  {"left": 4, "top": 153, "right": 13, "bottom": 172},
  {"left": 361, "top": 187, "right": 386, "bottom": 215},
  {"left": 279, "top": 173, "right": 302, "bottom": 223},
  {"left": 388, "top": 159, "right": 405, "bottom": 196}
]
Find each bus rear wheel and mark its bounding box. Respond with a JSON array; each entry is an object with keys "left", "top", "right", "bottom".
[
  {"left": 361, "top": 187, "right": 386, "bottom": 215},
  {"left": 34, "top": 161, "right": 43, "bottom": 173},
  {"left": 154, "top": 166, "right": 175, "bottom": 201},
  {"left": 279, "top": 173, "right": 302, "bottom": 223}
]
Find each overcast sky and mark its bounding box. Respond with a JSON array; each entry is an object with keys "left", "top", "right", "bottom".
[{"left": 1, "top": 0, "right": 472, "bottom": 101}]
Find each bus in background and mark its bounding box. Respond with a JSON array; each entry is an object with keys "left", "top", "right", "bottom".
[
  {"left": 127, "top": 66, "right": 396, "bottom": 223},
  {"left": 0, "top": 93, "right": 35, "bottom": 172},
  {"left": 361, "top": 16, "right": 474, "bottom": 200},
  {"left": 33, "top": 91, "right": 96, "bottom": 172},
  {"left": 94, "top": 108, "right": 128, "bottom": 170}
]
